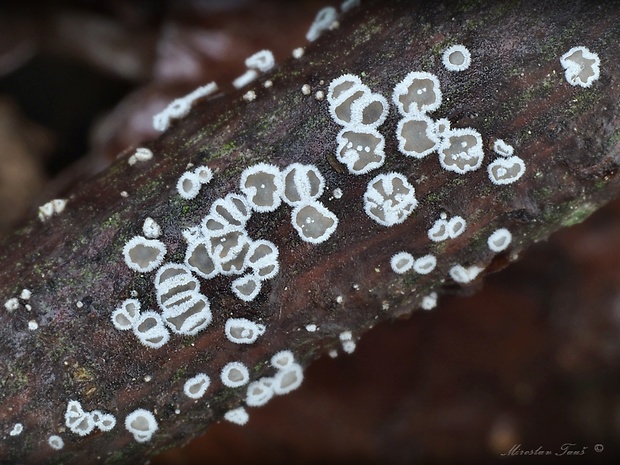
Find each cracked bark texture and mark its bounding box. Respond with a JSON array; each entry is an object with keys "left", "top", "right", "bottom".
[{"left": 0, "top": 0, "right": 619, "bottom": 463}]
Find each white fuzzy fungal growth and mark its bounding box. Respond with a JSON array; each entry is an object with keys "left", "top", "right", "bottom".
[
  {"left": 123, "top": 236, "right": 166, "bottom": 273},
  {"left": 390, "top": 252, "right": 415, "bottom": 274},
  {"left": 20, "top": 289, "right": 32, "bottom": 300},
  {"left": 449, "top": 265, "right": 483, "bottom": 284},
  {"left": 442, "top": 44, "right": 472, "bottom": 72},
  {"left": 225, "top": 318, "right": 266, "bottom": 344},
  {"left": 233, "top": 69, "right": 259, "bottom": 89},
  {"left": 560, "top": 46, "right": 600, "bottom": 88},
  {"left": 336, "top": 127, "right": 386, "bottom": 174},
  {"left": 438, "top": 127, "right": 485, "bottom": 174},
  {"left": 306, "top": 324, "right": 318, "bottom": 332},
  {"left": 246, "top": 378, "right": 275, "bottom": 407},
  {"left": 397, "top": 114, "right": 441, "bottom": 158},
  {"left": 306, "top": 6, "right": 338, "bottom": 42},
  {"left": 428, "top": 213, "right": 466, "bottom": 242},
  {"left": 128, "top": 147, "right": 153, "bottom": 165},
  {"left": 27, "top": 320, "right": 38, "bottom": 330},
  {"left": 487, "top": 228, "right": 512, "bottom": 252},
  {"left": 393, "top": 71, "right": 442, "bottom": 116},
  {"left": 91, "top": 410, "right": 117, "bottom": 432},
  {"left": 177, "top": 171, "right": 202, "bottom": 200},
  {"left": 282, "top": 163, "right": 326, "bottom": 206},
  {"left": 65, "top": 401, "right": 95, "bottom": 437},
  {"left": 488, "top": 156, "right": 526, "bottom": 185},
  {"left": 339, "top": 330, "right": 356, "bottom": 354},
  {"left": 493, "top": 139, "right": 514, "bottom": 157},
  {"left": 272, "top": 364, "right": 304, "bottom": 395},
  {"left": 142, "top": 217, "right": 161, "bottom": 239},
  {"left": 292, "top": 47, "right": 305, "bottom": 59},
  {"left": 245, "top": 50, "right": 275, "bottom": 73},
  {"left": 231, "top": 274, "right": 262, "bottom": 302},
  {"left": 153, "top": 82, "right": 218, "bottom": 131},
  {"left": 221, "top": 362, "right": 250, "bottom": 388},
  {"left": 363, "top": 172, "right": 417, "bottom": 226},
  {"left": 48, "top": 435, "right": 64, "bottom": 450},
  {"left": 421, "top": 292, "right": 438, "bottom": 310},
  {"left": 239, "top": 163, "right": 284, "bottom": 212},
  {"left": 224, "top": 407, "right": 249, "bottom": 425},
  {"left": 291, "top": 201, "right": 339, "bottom": 244},
  {"left": 270, "top": 350, "right": 295, "bottom": 370},
  {"left": 132, "top": 311, "right": 170, "bottom": 349},
  {"left": 194, "top": 165, "right": 213, "bottom": 184},
  {"left": 4, "top": 298, "right": 19, "bottom": 311},
  {"left": 38, "top": 199, "right": 67, "bottom": 222},
  {"left": 413, "top": 255, "right": 437, "bottom": 275},
  {"left": 125, "top": 409, "right": 158, "bottom": 443},
  {"left": 183, "top": 373, "right": 211, "bottom": 399},
  {"left": 243, "top": 90, "right": 257, "bottom": 102},
  {"left": 9, "top": 423, "right": 23, "bottom": 436}
]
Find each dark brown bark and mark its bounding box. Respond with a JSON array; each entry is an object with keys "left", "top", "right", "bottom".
[{"left": 1, "top": 0, "right": 619, "bottom": 463}]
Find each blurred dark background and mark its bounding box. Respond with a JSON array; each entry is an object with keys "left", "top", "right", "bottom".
[{"left": 0, "top": 1, "right": 619, "bottom": 463}]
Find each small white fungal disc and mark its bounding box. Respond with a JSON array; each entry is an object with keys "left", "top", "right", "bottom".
[
  {"left": 224, "top": 407, "right": 249, "bottom": 425},
  {"left": 65, "top": 401, "right": 95, "bottom": 437},
  {"left": 125, "top": 409, "right": 158, "bottom": 443},
  {"left": 390, "top": 252, "right": 414, "bottom": 274},
  {"left": 185, "top": 240, "right": 219, "bottom": 279},
  {"left": 327, "top": 74, "right": 364, "bottom": 107},
  {"left": 91, "top": 410, "right": 117, "bottom": 432},
  {"left": 272, "top": 363, "right": 304, "bottom": 395},
  {"left": 560, "top": 46, "right": 600, "bottom": 88},
  {"left": 487, "top": 156, "right": 526, "bottom": 185},
  {"left": 246, "top": 377, "right": 275, "bottom": 407},
  {"left": 209, "top": 194, "right": 252, "bottom": 232},
  {"left": 142, "top": 217, "right": 161, "bottom": 239},
  {"left": 9, "top": 423, "right": 23, "bottom": 436},
  {"left": 38, "top": 199, "right": 67, "bottom": 222},
  {"left": 291, "top": 201, "right": 339, "bottom": 244},
  {"left": 4, "top": 298, "right": 19, "bottom": 311},
  {"left": 245, "top": 50, "right": 275, "bottom": 73},
  {"left": 128, "top": 147, "right": 153, "bottom": 165},
  {"left": 154, "top": 263, "right": 198, "bottom": 306},
  {"left": 428, "top": 213, "right": 467, "bottom": 242},
  {"left": 245, "top": 239, "right": 279, "bottom": 280},
  {"left": 438, "top": 127, "right": 485, "bottom": 174},
  {"left": 336, "top": 127, "right": 386, "bottom": 175},
  {"left": 449, "top": 264, "right": 483, "bottom": 284},
  {"left": 225, "top": 318, "right": 266, "bottom": 344},
  {"left": 177, "top": 171, "right": 202, "bottom": 200},
  {"left": 48, "top": 435, "right": 64, "bottom": 450},
  {"left": 306, "top": 6, "right": 338, "bottom": 42},
  {"left": 161, "top": 293, "right": 212, "bottom": 336},
  {"left": 221, "top": 361, "right": 250, "bottom": 388},
  {"left": 392, "top": 71, "right": 442, "bottom": 116},
  {"left": 412, "top": 254, "right": 437, "bottom": 275},
  {"left": 396, "top": 114, "right": 441, "bottom": 158},
  {"left": 270, "top": 350, "right": 296, "bottom": 370},
  {"left": 194, "top": 165, "right": 213, "bottom": 184},
  {"left": 363, "top": 172, "right": 417, "bottom": 227},
  {"left": 421, "top": 292, "right": 438, "bottom": 310},
  {"left": 493, "top": 139, "right": 514, "bottom": 157},
  {"left": 123, "top": 236, "right": 167, "bottom": 273},
  {"left": 183, "top": 373, "right": 211, "bottom": 399},
  {"left": 487, "top": 228, "right": 512, "bottom": 252},
  {"left": 132, "top": 311, "right": 171, "bottom": 349},
  {"left": 111, "top": 298, "right": 141, "bottom": 331},
  {"left": 442, "top": 44, "right": 472, "bottom": 72},
  {"left": 233, "top": 69, "right": 259, "bottom": 89},
  {"left": 231, "top": 274, "right": 262, "bottom": 302},
  {"left": 281, "top": 163, "right": 326, "bottom": 206},
  {"left": 153, "top": 82, "right": 218, "bottom": 131},
  {"left": 239, "top": 163, "right": 284, "bottom": 213}
]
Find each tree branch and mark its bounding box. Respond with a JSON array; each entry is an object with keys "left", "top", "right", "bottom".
[{"left": 1, "top": 0, "right": 619, "bottom": 463}]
